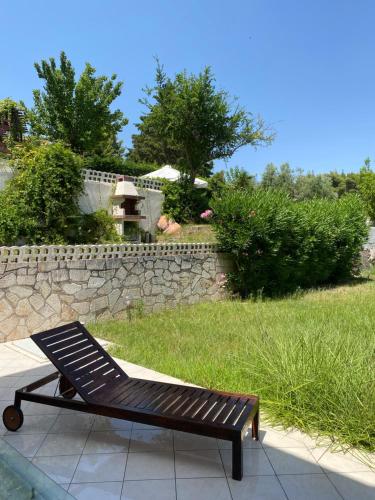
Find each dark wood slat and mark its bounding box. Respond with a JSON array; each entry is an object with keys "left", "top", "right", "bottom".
[
  {"left": 154, "top": 386, "right": 185, "bottom": 412},
  {"left": 115, "top": 381, "right": 150, "bottom": 405},
  {"left": 193, "top": 393, "right": 222, "bottom": 421},
  {"left": 210, "top": 397, "right": 232, "bottom": 423},
  {"left": 46, "top": 332, "right": 86, "bottom": 351},
  {"left": 107, "top": 379, "right": 143, "bottom": 404},
  {"left": 181, "top": 389, "right": 212, "bottom": 418},
  {"left": 140, "top": 384, "right": 174, "bottom": 410},
  {"left": 225, "top": 400, "right": 248, "bottom": 427},
  {"left": 131, "top": 382, "right": 163, "bottom": 408},
  {"left": 69, "top": 352, "right": 105, "bottom": 374},
  {"left": 218, "top": 397, "right": 241, "bottom": 424},
  {"left": 37, "top": 322, "right": 80, "bottom": 341},
  {"left": 71, "top": 356, "right": 107, "bottom": 377},
  {"left": 162, "top": 387, "right": 196, "bottom": 415},
  {"left": 171, "top": 388, "right": 202, "bottom": 416},
  {"left": 61, "top": 346, "right": 99, "bottom": 366},
  {"left": 158, "top": 386, "right": 189, "bottom": 413}
]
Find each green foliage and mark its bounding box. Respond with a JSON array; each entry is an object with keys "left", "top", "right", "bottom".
[
  {"left": 0, "top": 98, "right": 27, "bottom": 145},
  {"left": 261, "top": 162, "right": 295, "bottom": 195},
  {"left": 294, "top": 173, "right": 336, "bottom": 200},
  {"left": 29, "top": 51, "right": 128, "bottom": 156},
  {"left": 329, "top": 171, "right": 359, "bottom": 197},
  {"left": 0, "top": 141, "right": 83, "bottom": 244},
  {"left": 73, "top": 210, "right": 121, "bottom": 244},
  {"left": 225, "top": 166, "right": 255, "bottom": 191},
  {"left": 129, "top": 62, "right": 273, "bottom": 183},
  {"left": 212, "top": 189, "right": 368, "bottom": 296},
  {"left": 358, "top": 159, "right": 375, "bottom": 222},
  {"left": 91, "top": 285, "right": 375, "bottom": 452},
  {"left": 84, "top": 154, "right": 158, "bottom": 177},
  {"left": 162, "top": 179, "right": 209, "bottom": 223}
]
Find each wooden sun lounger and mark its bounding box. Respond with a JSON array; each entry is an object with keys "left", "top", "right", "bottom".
[{"left": 2, "top": 321, "right": 259, "bottom": 480}]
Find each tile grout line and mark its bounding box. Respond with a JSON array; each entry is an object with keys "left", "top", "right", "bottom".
[
  {"left": 66, "top": 412, "right": 96, "bottom": 492},
  {"left": 120, "top": 421, "right": 133, "bottom": 499},
  {"left": 260, "top": 439, "right": 291, "bottom": 500},
  {"left": 304, "top": 447, "right": 345, "bottom": 500},
  {"left": 217, "top": 437, "right": 234, "bottom": 500},
  {"left": 172, "top": 430, "right": 178, "bottom": 500}
]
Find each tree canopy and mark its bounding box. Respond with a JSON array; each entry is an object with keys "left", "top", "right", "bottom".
[
  {"left": 128, "top": 63, "right": 273, "bottom": 182},
  {"left": 29, "top": 52, "right": 128, "bottom": 156}
]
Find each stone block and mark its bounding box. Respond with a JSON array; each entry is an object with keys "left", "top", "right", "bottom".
[
  {"left": 8, "top": 285, "right": 33, "bottom": 299},
  {"left": 74, "top": 287, "right": 97, "bottom": 301},
  {"left": 163, "top": 270, "right": 172, "bottom": 281},
  {"left": 36, "top": 280, "right": 52, "bottom": 299},
  {"left": 26, "top": 311, "right": 44, "bottom": 331},
  {"left": 0, "top": 273, "right": 16, "bottom": 288},
  {"left": 86, "top": 259, "right": 106, "bottom": 270},
  {"left": 71, "top": 302, "right": 90, "bottom": 315},
  {"left": 181, "top": 260, "right": 192, "bottom": 270},
  {"left": 154, "top": 260, "right": 168, "bottom": 270},
  {"left": 97, "top": 281, "right": 113, "bottom": 296},
  {"left": 108, "top": 289, "right": 121, "bottom": 309},
  {"left": 15, "top": 298, "right": 34, "bottom": 317},
  {"left": 0, "top": 299, "right": 13, "bottom": 322},
  {"left": 115, "top": 267, "right": 128, "bottom": 280},
  {"left": 145, "top": 271, "right": 154, "bottom": 281},
  {"left": 69, "top": 269, "right": 91, "bottom": 282},
  {"left": 38, "top": 262, "right": 59, "bottom": 272},
  {"left": 169, "top": 262, "right": 180, "bottom": 273},
  {"left": 62, "top": 283, "right": 82, "bottom": 295},
  {"left": 46, "top": 294, "right": 61, "bottom": 313},
  {"left": 36, "top": 272, "right": 49, "bottom": 282},
  {"left": 90, "top": 295, "right": 108, "bottom": 312},
  {"left": 88, "top": 277, "right": 106, "bottom": 288},
  {"left": 126, "top": 275, "right": 140, "bottom": 286}
]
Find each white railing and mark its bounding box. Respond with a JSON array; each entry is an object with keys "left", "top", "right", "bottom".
[
  {"left": 0, "top": 243, "right": 218, "bottom": 264},
  {"left": 82, "top": 169, "right": 164, "bottom": 191}
]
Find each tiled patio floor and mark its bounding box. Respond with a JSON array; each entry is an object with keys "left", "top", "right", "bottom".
[{"left": 0, "top": 340, "right": 374, "bottom": 500}]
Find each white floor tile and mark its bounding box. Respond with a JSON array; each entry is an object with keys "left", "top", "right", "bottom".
[
  {"left": 260, "top": 428, "right": 307, "bottom": 448},
  {"left": 175, "top": 449, "right": 225, "bottom": 478},
  {"left": 92, "top": 416, "right": 132, "bottom": 431},
  {"left": 69, "top": 481, "right": 123, "bottom": 500},
  {"left": 4, "top": 433, "right": 46, "bottom": 458},
  {"left": 72, "top": 453, "right": 127, "bottom": 483},
  {"left": 32, "top": 454, "right": 80, "bottom": 484},
  {"left": 125, "top": 451, "right": 175, "bottom": 480},
  {"left": 265, "top": 447, "right": 322, "bottom": 475},
  {"left": 36, "top": 431, "right": 89, "bottom": 456},
  {"left": 50, "top": 413, "right": 95, "bottom": 433},
  {"left": 311, "top": 448, "right": 374, "bottom": 473},
  {"left": 22, "top": 401, "right": 61, "bottom": 416},
  {"left": 279, "top": 474, "right": 342, "bottom": 500},
  {"left": 174, "top": 431, "right": 218, "bottom": 450},
  {"left": 176, "top": 477, "right": 231, "bottom": 500},
  {"left": 228, "top": 476, "right": 288, "bottom": 500},
  {"left": 5, "top": 414, "right": 57, "bottom": 435},
  {"left": 129, "top": 428, "right": 173, "bottom": 452},
  {"left": 83, "top": 430, "right": 130, "bottom": 454},
  {"left": 122, "top": 479, "right": 176, "bottom": 500},
  {"left": 327, "top": 471, "right": 375, "bottom": 500},
  {"left": 217, "top": 433, "right": 262, "bottom": 450},
  {"left": 220, "top": 448, "right": 275, "bottom": 477}
]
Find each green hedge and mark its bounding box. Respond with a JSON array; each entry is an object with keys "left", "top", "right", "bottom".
[{"left": 211, "top": 189, "right": 368, "bottom": 296}]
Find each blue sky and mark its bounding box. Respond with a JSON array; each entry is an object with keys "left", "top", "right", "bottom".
[{"left": 2, "top": 0, "right": 374, "bottom": 177}]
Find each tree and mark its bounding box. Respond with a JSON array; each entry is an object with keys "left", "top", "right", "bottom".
[
  {"left": 128, "top": 63, "right": 273, "bottom": 183},
  {"left": 225, "top": 166, "right": 255, "bottom": 191},
  {"left": 358, "top": 158, "right": 375, "bottom": 221},
  {"left": 29, "top": 52, "right": 128, "bottom": 156},
  {"left": 261, "top": 162, "right": 295, "bottom": 196},
  {"left": 0, "top": 140, "right": 84, "bottom": 244},
  {"left": 294, "top": 173, "right": 336, "bottom": 200},
  {"left": 0, "top": 98, "right": 27, "bottom": 152}
]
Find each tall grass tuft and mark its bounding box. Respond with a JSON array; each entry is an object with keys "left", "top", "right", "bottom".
[{"left": 91, "top": 281, "right": 375, "bottom": 453}]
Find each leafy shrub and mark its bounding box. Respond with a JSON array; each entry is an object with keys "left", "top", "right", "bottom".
[
  {"left": 71, "top": 210, "right": 121, "bottom": 244},
  {"left": 0, "top": 141, "right": 83, "bottom": 245},
  {"left": 162, "top": 179, "right": 209, "bottom": 223},
  {"left": 211, "top": 189, "right": 368, "bottom": 296}
]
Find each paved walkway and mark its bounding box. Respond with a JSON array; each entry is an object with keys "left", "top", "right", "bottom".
[{"left": 0, "top": 340, "right": 374, "bottom": 500}]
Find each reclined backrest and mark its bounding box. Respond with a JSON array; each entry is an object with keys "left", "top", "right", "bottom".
[{"left": 31, "top": 321, "right": 128, "bottom": 401}]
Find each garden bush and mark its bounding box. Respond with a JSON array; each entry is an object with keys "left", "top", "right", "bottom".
[
  {"left": 211, "top": 189, "right": 368, "bottom": 296},
  {"left": 0, "top": 141, "right": 83, "bottom": 245},
  {"left": 71, "top": 209, "right": 121, "bottom": 244},
  {"left": 162, "top": 178, "right": 209, "bottom": 223}
]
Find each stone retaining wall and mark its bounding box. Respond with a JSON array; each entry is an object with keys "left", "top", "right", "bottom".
[{"left": 0, "top": 244, "right": 231, "bottom": 342}]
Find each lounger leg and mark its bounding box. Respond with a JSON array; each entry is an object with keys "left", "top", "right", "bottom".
[
  {"left": 251, "top": 410, "right": 259, "bottom": 440},
  {"left": 232, "top": 436, "right": 243, "bottom": 481}
]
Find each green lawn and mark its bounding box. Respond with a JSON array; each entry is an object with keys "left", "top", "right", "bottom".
[{"left": 90, "top": 280, "right": 375, "bottom": 453}]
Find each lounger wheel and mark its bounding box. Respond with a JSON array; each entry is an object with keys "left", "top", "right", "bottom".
[
  {"left": 59, "top": 376, "right": 77, "bottom": 399},
  {"left": 3, "top": 405, "right": 24, "bottom": 432}
]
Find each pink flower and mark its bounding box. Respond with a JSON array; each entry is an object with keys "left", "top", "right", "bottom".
[{"left": 200, "top": 209, "right": 213, "bottom": 219}]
